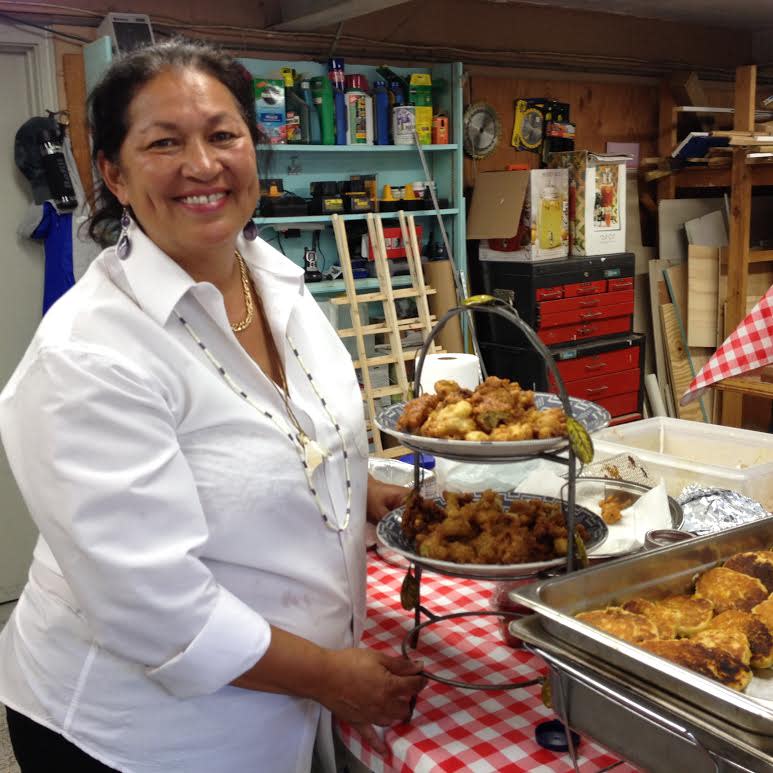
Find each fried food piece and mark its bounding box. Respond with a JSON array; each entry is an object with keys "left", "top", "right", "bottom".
[
  {"left": 723, "top": 551, "right": 773, "bottom": 594},
  {"left": 420, "top": 399, "right": 477, "bottom": 439},
  {"left": 433, "top": 379, "right": 472, "bottom": 403},
  {"left": 575, "top": 607, "right": 659, "bottom": 644},
  {"left": 656, "top": 595, "right": 714, "bottom": 637},
  {"left": 642, "top": 639, "right": 752, "bottom": 691},
  {"left": 401, "top": 492, "right": 446, "bottom": 541},
  {"left": 692, "top": 629, "right": 751, "bottom": 666},
  {"left": 599, "top": 492, "right": 635, "bottom": 525},
  {"left": 405, "top": 491, "right": 579, "bottom": 565},
  {"left": 396, "top": 377, "right": 568, "bottom": 441},
  {"left": 396, "top": 393, "right": 439, "bottom": 433},
  {"left": 695, "top": 567, "right": 769, "bottom": 614},
  {"left": 528, "top": 407, "right": 568, "bottom": 440},
  {"left": 705, "top": 610, "right": 773, "bottom": 669},
  {"left": 752, "top": 596, "right": 773, "bottom": 629},
  {"left": 622, "top": 598, "right": 678, "bottom": 639}
]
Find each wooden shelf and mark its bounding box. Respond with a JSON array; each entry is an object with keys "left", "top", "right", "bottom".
[
  {"left": 712, "top": 376, "right": 773, "bottom": 400},
  {"left": 749, "top": 249, "right": 773, "bottom": 263}
]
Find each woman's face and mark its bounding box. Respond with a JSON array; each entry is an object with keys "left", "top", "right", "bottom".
[{"left": 99, "top": 67, "right": 259, "bottom": 266}]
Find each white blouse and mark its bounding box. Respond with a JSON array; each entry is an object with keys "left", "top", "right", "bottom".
[{"left": 0, "top": 222, "right": 369, "bottom": 772}]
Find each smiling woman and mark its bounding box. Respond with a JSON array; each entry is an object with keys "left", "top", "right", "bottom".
[{"left": 0, "top": 39, "right": 424, "bottom": 773}]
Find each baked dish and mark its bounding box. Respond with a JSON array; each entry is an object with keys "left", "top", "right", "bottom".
[
  {"left": 575, "top": 550, "right": 773, "bottom": 692},
  {"left": 397, "top": 377, "right": 568, "bottom": 442}
]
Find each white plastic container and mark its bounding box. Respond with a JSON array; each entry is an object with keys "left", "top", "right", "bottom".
[{"left": 591, "top": 417, "right": 773, "bottom": 509}]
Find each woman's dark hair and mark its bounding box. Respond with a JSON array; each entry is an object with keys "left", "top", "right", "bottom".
[{"left": 86, "top": 39, "right": 260, "bottom": 246}]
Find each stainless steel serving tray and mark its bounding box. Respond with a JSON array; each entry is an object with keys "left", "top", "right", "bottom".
[
  {"left": 510, "top": 517, "right": 773, "bottom": 737},
  {"left": 511, "top": 615, "right": 773, "bottom": 771}
]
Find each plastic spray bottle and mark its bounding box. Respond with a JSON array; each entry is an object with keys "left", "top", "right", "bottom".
[
  {"left": 281, "top": 67, "right": 309, "bottom": 144},
  {"left": 345, "top": 74, "right": 373, "bottom": 145},
  {"left": 300, "top": 77, "right": 321, "bottom": 144},
  {"left": 310, "top": 76, "right": 335, "bottom": 145},
  {"left": 327, "top": 58, "right": 348, "bottom": 145},
  {"left": 372, "top": 80, "right": 390, "bottom": 145}
]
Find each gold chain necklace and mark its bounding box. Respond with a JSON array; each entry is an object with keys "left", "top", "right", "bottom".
[{"left": 230, "top": 251, "right": 254, "bottom": 333}]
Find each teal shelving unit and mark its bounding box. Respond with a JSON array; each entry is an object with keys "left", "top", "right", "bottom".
[
  {"left": 82, "top": 41, "right": 466, "bottom": 299},
  {"left": 240, "top": 57, "right": 466, "bottom": 288}
]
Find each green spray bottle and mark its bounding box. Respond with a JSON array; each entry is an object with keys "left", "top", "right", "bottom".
[{"left": 310, "top": 76, "right": 335, "bottom": 145}]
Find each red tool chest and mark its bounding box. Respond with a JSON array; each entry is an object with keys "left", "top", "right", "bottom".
[{"left": 472, "top": 252, "right": 644, "bottom": 423}]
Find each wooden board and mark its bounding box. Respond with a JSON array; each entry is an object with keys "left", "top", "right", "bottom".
[
  {"left": 62, "top": 53, "right": 93, "bottom": 201},
  {"left": 658, "top": 198, "right": 723, "bottom": 262},
  {"left": 687, "top": 245, "right": 721, "bottom": 347},
  {"left": 660, "top": 303, "right": 705, "bottom": 422},
  {"left": 648, "top": 258, "right": 680, "bottom": 414},
  {"left": 663, "top": 266, "right": 712, "bottom": 420}
]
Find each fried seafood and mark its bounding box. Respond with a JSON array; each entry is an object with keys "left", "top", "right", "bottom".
[
  {"left": 695, "top": 567, "right": 769, "bottom": 614},
  {"left": 598, "top": 492, "right": 635, "bottom": 525},
  {"left": 641, "top": 639, "right": 752, "bottom": 691},
  {"left": 723, "top": 551, "right": 773, "bottom": 594},
  {"left": 704, "top": 610, "right": 773, "bottom": 669},
  {"left": 401, "top": 490, "right": 584, "bottom": 565},
  {"left": 576, "top": 607, "right": 659, "bottom": 644},
  {"left": 397, "top": 377, "right": 568, "bottom": 441}
]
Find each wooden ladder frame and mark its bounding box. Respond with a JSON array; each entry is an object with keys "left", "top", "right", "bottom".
[{"left": 330, "top": 212, "right": 440, "bottom": 456}]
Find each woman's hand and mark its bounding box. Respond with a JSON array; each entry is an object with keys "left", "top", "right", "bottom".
[
  {"left": 366, "top": 475, "right": 409, "bottom": 524},
  {"left": 318, "top": 647, "right": 426, "bottom": 727}
]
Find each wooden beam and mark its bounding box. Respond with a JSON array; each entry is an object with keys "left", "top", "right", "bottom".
[
  {"left": 726, "top": 147, "right": 752, "bottom": 338},
  {"left": 657, "top": 77, "right": 677, "bottom": 201},
  {"left": 272, "top": 0, "right": 411, "bottom": 30},
  {"left": 733, "top": 65, "right": 757, "bottom": 133},
  {"left": 714, "top": 376, "right": 773, "bottom": 400},
  {"left": 62, "top": 52, "right": 93, "bottom": 202}
]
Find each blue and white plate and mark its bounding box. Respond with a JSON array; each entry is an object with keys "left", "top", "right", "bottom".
[
  {"left": 376, "top": 393, "right": 610, "bottom": 461},
  {"left": 376, "top": 492, "right": 608, "bottom": 579}
]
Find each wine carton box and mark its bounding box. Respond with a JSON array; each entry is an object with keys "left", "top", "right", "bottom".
[
  {"left": 549, "top": 151, "right": 628, "bottom": 256},
  {"left": 467, "top": 168, "right": 568, "bottom": 262}
]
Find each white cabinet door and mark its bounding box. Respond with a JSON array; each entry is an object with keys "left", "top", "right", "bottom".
[{"left": 0, "top": 22, "right": 58, "bottom": 602}]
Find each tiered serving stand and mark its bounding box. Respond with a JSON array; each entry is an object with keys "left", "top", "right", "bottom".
[{"left": 375, "top": 297, "right": 611, "bottom": 691}]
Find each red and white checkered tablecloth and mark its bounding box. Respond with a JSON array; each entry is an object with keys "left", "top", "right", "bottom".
[
  {"left": 681, "top": 283, "right": 773, "bottom": 405},
  {"left": 337, "top": 553, "right": 640, "bottom": 773}
]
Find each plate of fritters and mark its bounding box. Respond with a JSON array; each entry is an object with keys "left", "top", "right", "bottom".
[
  {"left": 377, "top": 490, "right": 608, "bottom": 579},
  {"left": 574, "top": 550, "right": 773, "bottom": 693},
  {"left": 376, "top": 377, "right": 610, "bottom": 460}
]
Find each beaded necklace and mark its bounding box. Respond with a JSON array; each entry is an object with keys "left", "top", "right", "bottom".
[{"left": 174, "top": 307, "right": 353, "bottom": 533}]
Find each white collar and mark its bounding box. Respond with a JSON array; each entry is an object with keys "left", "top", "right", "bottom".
[{"left": 114, "top": 221, "right": 305, "bottom": 338}]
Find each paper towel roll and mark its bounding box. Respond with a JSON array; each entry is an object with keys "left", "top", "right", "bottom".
[{"left": 419, "top": 353, "right": 482, "bottom": 394}]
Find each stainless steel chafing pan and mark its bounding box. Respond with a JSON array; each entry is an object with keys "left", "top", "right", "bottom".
[
  {"left": 510, "top": 518, "right": 773, "bottom": 740},
  {"left": 510, "top": 615, "right": 773, "bottom": 773}
]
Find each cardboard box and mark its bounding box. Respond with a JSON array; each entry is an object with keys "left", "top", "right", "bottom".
[
  {"left": 467, "top": 168, "right": 568, "bottom": 262},
  {"left": 549, "top": 151, "right": 628, "bottom": 256}
]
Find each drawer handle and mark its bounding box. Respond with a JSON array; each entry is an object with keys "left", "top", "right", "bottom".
[
  {"left": 540, "top": 289, "right": 562, "bottom": 300},
  {"left": 576, "top": 325, "right": 595, "bottom": 335},
  {"left": 580, "top": 311, "right": 604, "bottom": 320},
  {"left": 583, "top": 361, "right": 607, "bottom": 371},
  {"left": 576, "top": 287, "right": 597, "bottom": 296},
  {"left": 585, "top": 385, "right": 609, "bottom": 396},
  {"left": 579, "top": 299, "right": 600, "bottom": 308}
]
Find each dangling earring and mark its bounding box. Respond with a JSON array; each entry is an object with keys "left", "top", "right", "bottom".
[
  {"left": 116, "top": 208, "right": 132, "bottom": 260},
  {"left": 242, "top": 219, "right": 258, "bottom": 241}
]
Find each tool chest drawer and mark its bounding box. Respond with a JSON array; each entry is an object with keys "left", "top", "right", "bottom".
[
  {"left": 475, "top": 252, "right": 635, "bottom": 348},
  {"left": 478, "top": 334, "right": 645, "bottom": 421},
  {"left": 538, "top": 315, "right": 632, "bottom": 346},
  {"left": 551, "top": 368, "right": 641, "bottom": 401},
  {"left": 539, "top": 298, "right": 635, "bottom": 331},
  {"left": 538, "top": 289, "right": 634, "bottom": 318}
]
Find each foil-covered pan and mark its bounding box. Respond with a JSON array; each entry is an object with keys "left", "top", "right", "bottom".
[
  {"left": 510, "top": 517, "right": 773, "bottom": 739},
  {"left": 510, "top": 615, "right": 773, "bottom": 772}
]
